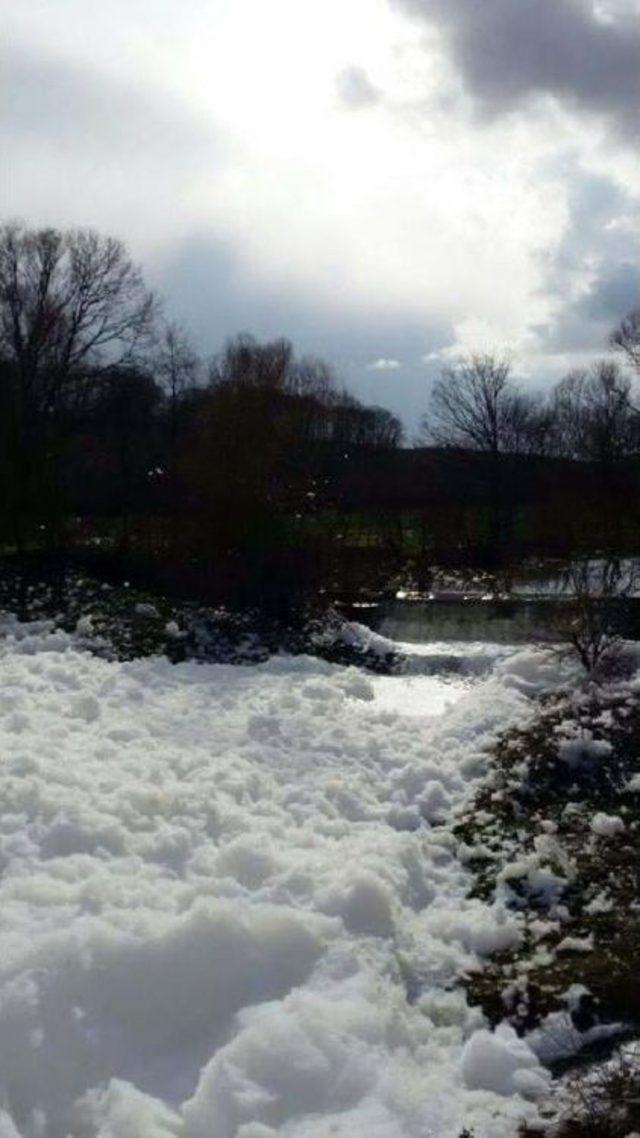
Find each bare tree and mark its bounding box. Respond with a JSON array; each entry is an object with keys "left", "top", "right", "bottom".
[
  {"left": 423, "top": 354, "right": 513, "bottom": 457},
  {"left": 421, "top": 353, "right": 547, "bottom": 455},
  {"left": 155, "top": 321, "right": 199, "bottom": 404},
  {"left": 500, "top": 391, "right": 553, "bottom": 456},
  {"left": 611, "top": 307, "right": 640, "bottom": 373},
  {"left": 420, "top": 353, "right": 549, "bottom": 561},
  {"left": 289, "top": 356, "right": 335, "bottom": 404},
  {"left": 154, "top": 321, "right": 200, "bottom": 472},
  {"left": 0, "top": 222, "right": 157, "bottom": 544},
  {"left": 550, "top": 369, "right": 590, "bottom": 459},
  {"left": 362, "top": 406, "right": 404, "bottom": 449},
  {"left": 0, "top": 223, "right": 156, "bottom": 413},
  {"left": 551, "top": 558, "right": 639, "bottom": 677},
  {"left": 331, "top": 391, "right": 403, "bottom": 451},
  {"left": 551, "top": 361, "right": 636, "bottom": 467},
  {"left": 209, "top": 333, "right": 294, "bottom": 392}
]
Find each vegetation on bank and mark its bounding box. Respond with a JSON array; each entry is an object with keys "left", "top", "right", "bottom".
[
  {"left": 520, "top": 1045, "right": 640, "bottom": 1137},
  {"left": 453, "top": 643, "right": 640, "bottom": 1134},
  {"left": 0, "top": 559, "right": 400, "bottom": 674}
]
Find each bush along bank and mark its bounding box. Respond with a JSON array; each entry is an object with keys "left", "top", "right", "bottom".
[
  {"left": 0, "top": 563, "right": 401, "bottom": 673},
  {"left": 453, "top": 649, "right": 640, "bottom": 1133}
]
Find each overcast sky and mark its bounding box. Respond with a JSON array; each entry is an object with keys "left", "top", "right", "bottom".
[{"left": 3, "top": 0, "right": 639, "bottom": 427}]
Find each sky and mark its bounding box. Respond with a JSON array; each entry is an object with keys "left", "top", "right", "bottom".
[{"left": 3, "top": 0, "right": 640, "bottom": 428}]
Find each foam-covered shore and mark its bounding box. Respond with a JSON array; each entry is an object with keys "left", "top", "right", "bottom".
[{"left": 0, "top": 622, "right": 573, "bottom": 1136}]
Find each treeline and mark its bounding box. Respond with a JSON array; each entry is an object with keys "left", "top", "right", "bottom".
[
  {"left": 0, "top": 222, "right": 403, "bottom": 603},
  {"left": 0, "top": 220, "right": 639, "bottom": 602},
  {"left": 424, "top": 351, "right": 640, "bottom": 470},
  {"left": 415, "top": 349, "right": 640, "bottom": 564}
]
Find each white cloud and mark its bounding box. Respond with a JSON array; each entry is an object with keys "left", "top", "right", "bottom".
[{"left": 367, "top": 358, "right": 402, "bottom": 370}]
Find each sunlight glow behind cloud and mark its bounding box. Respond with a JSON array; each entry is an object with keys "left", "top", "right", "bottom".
[{"left": 2, "top": 0, "right": 639, "bottom": 423}]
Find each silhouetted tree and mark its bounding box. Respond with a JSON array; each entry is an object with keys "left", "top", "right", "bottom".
[
  {"left": 0, "top": 222, "right": 157, "bottom": 545},
  {"left": 611, "top": 307, "right": 640, "bottom": 373},
  {"left": 423, "top": 354, "right": 513, "bottom": 457},
  {"left": 155, "top": 321, "right": 199, "bottom": 418},
  {"left": 422, "top": 354, "right": 546, "bottom": 457},
  {"left": 153, "top": 321, "right": 200, "bottom": 514},
  {"left": 546, "top": 360, "right": 640, "bottom": 549},
  {"left": 420, "top": 354, "right": 548, "bottom": 561},
  {"left": 551, "top": 361, "right": 637, "bottom": 468}
]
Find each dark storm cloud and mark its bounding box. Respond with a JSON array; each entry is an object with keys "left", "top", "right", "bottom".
[
  {"left": 578, "top": 260, "right": 640, "bottom": 322},
  {"left": 545, "top": 258, "right": 640, "bottom": 354},
  {"left": 335, "top": 66, "right": 382, "bottom": 109},
  {"left": 535, "top": 167, "right": 640, "bottom": 354},
  {"left": 392, "top": 0, "right": 640, "bottom": 137}
]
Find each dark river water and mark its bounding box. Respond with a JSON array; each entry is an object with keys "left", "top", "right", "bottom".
[{"left": 340, "top": 596, "right": 640, "bottom": 644}]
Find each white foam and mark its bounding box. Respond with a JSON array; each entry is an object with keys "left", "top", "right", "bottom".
[{"left": 0, "top": 627, "right": 555, "bottom": 1137}]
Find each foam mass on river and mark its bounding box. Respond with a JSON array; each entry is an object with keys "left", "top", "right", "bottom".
[{"left": 0, "top": 616, "right": 588, "bottom": 1137}]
